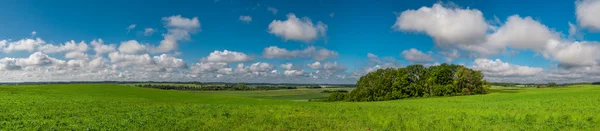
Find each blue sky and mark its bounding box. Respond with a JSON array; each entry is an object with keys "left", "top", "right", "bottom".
[{"left": 1, "top": 0, "right": 600, "bottom": 83}]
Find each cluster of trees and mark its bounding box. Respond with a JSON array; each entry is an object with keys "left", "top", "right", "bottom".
[
  {"left": 328, "top": 64, "right": 490, "bottom": 102},
  {"left": 135, "top": 83, "right": 297, "bottom": 91},
  {"left": 593, "top": 82, "right": 600, "bottom": 85}
]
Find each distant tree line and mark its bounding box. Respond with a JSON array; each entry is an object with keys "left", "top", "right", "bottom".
[
  {"left": 135, "top": 83, "right": 298, "bottom": 91},
  {"left": 327, "top": 64, "right": 490, "bottom": 102},
  {"left": 321, "top": 90, "right": 349, "bottom": 93}
]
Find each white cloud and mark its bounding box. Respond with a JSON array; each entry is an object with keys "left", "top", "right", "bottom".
[
  {"left": 284, "top": 70, "right": 305, "bottom": 76},
  {"left": 544, "top": 40, "right": 600, "bottom": 68},
  {"left": 31, "top": 31, "right": 37, "bottom": 36},
  {"left": 306, "top": 61, "right": 321, "bottom": 69},
  {"left": 108, "top": 52, "right": 154, "bottom": 68},
  {"left": 402, "top": 48, "right": 434, "bottom": 63},
  {"left": 440, "top": 49, "right": 460, "bottom": 62},
  {"left": 203, "top": 50, "right": 252, "bottom": 63},
  {"left": 268, "top": 14, "right": 327, "bottom": 43},
  {"left": 249, "top": 62, "right": 274, "bottom": 73},
  {"left": 321, "top": 61, "right": 346, "bottom": 73},
  {"left": 484, "top": 15, "right": 559, "bottom": 51},
  {"left": 127, "top": 24, "right": 136, "bottom": 33},
  {"left": 144, "top": 28, "right": 155, "bottom": 36},
  {"left": 306, "top": 61, "right": 345, "bottom": 73},
  {"left": 65, "top": 52, "right": 89, "bottom": 60},
  {"left": 37, "top": 40, "right": 88, "bottom": 54},
  {"left": 367, "top": 53, "right": 380, "bottom": 63},
  {"left": 153, "top": 54, "right": 187, "bottom": 69},
  {"left": 163, "top": 15, "right": 200, "bottom": 30},
  {"left": 262, "top": 46, "right": 337, "bottom": 61},
  {"left": 1, "top": 38, "right": 46, "bottom": 53},
  {"left": 485, "top": 15, "right": 600, "bottom": 67},
  {"left": 576, "top": 0, "right": 600, "bottom": 31},
  {"left": 280, "top": 63, "right": 294, "bottom": 70},
  {"left": 153, "top": 15, "right": 200, "bottom": 53},
  {"left": 118, "top": 40, "right": 147, "bottom": 54},
  {"left": 393, "top": 3, "right": 488, "bottom": 46},
  {"left": 239, "top": 16, "right": 252, "bottom": 23},
  {"left": 471, "top": 58, "right": 543, "bottom": 77},
  {"left": 90, "top": 39, "right": 116, "bottom": 56},
  {"left": 190, "top": 62, "right": 229, "bottom": 74},
  {"left": 0, "top": 52, "right": 66, "bottom": 68},
  {"left": 267, "top": 7, "right": 278, "bottom": 15}
]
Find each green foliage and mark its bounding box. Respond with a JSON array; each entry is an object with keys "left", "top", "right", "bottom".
[
  {"left": 344, "top": 64, "right": 489, "bottom": 102},
  {"left": 326, "top": 92, "right": 347, "bottom": 101}
]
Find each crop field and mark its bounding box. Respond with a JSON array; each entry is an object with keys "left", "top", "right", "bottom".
[{"left": 1, "top": 84, "right": 600, "bottom": 130}]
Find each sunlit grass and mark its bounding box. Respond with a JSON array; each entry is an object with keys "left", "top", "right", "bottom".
[{"left": 1, "top": 84, "right": 599, "bottom": 130}]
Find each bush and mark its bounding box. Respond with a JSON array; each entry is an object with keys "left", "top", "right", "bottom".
[{"left": 327, "top": 92, "right": 347, "bottom": 102}]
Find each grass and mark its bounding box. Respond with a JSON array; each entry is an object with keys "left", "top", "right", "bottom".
[
  {"left": 1, "top": 84, "right": 600, "bottom": 130},
  {"left": 191, "top": 88, "right": 353, "bottom": 101}
]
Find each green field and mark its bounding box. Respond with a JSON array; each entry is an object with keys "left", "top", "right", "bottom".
[{"left": 1, "top": 84, "right": 600, "bottom": 130}]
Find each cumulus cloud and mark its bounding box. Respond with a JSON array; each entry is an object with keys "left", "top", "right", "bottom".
[
  {"left": 321, "top": 61, "right": 346, "bottom": 73},
  {"left": 402, "top": 48, "right": 434, "bottom": 63},
  {"left": 268, "top": 14, "right": 327, "bottom": 43},
  {"left": 306, "top": 61, "right": 345, "bottom": 73},
  {"left": 486, "top": 15, "right": 600, "bottom": 67},
  {"left": 471, "top": 58, "right": 543, "bottom": 77},
  {"left": 90, "top": 39, "right": 116, "bottom": 56},
  {"left": 118, "top": 40, "right": 147, "bottom": 54},
  {"left": 544, "top": 40, "right": 600, "bottom": 68},
  {"left": 239, "top": 16, "right": 252, "bottom": 23},
  {"left": 484, "top": 15, "right": 559, "bottom": 52},
  {"left": 280, "top": 63, "right": 294, "bottom": 70},
  {"left": 394, "top": 3, "right": 488, "bottom": 46},
  {"left": 233, "top": 62, "right": 275, "bottom": 76},
  {"left": 284, "top": 70, "right": 305, "bottom": 76},
  {"left": 190, "top": 62, "right": 229, "bottom": 74},
  {"left": 576, "top": 0, "right": 600, "bottom": 31},
  {"left": 262, "top": 46, "right": 338, "bottom": 61},
  {"left": 65, "top": 52, "right": 89, "bottom": 60},
  {"left": 37, "top": 40, "right": 88, "bottom": 53},
  {"left": 397, "top": 4, "right": 600, "bottom": 68},
  {"left": 1, "top": 38, "right": 46, "bottom": 53},
  {"left": 153, "top": 15, "right": 200, "bottom": 53},
  {"left": 440, "top": 49, "right": 460, "bottom": 62},
  {"left": 203, "top": 50, "right": 252, "bottom": 63},
  {"left": 306, "top": 61, "right": 322, "bottom": 69},
  {"left": 108, "top": 52, "right": 154, "bottom": 68},
  {"left": 153, "top": 54, "right": 187, "bottom": 69},
  {"left": 0, "top": 52, "right": 66, "bottom": 69}
]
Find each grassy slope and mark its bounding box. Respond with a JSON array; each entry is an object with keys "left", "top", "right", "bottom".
[{"left": 1, "top": 84, "right": 599, "bottom": 130}]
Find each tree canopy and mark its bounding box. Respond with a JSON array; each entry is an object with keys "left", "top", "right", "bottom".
[{"left": 329, "top": 64, "right": 489, "bottom": 102}]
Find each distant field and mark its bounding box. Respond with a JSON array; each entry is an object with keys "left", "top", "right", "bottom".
[
  {"left": 1, "top": 84, "right": 600, "bottom": 130},
  {"left": 192, "top": 88, "right": 353, "bottom": 101}
]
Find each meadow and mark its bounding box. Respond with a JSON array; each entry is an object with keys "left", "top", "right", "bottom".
[{"left": 1, "top": 84, "right": 600, "bottom": 130}]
